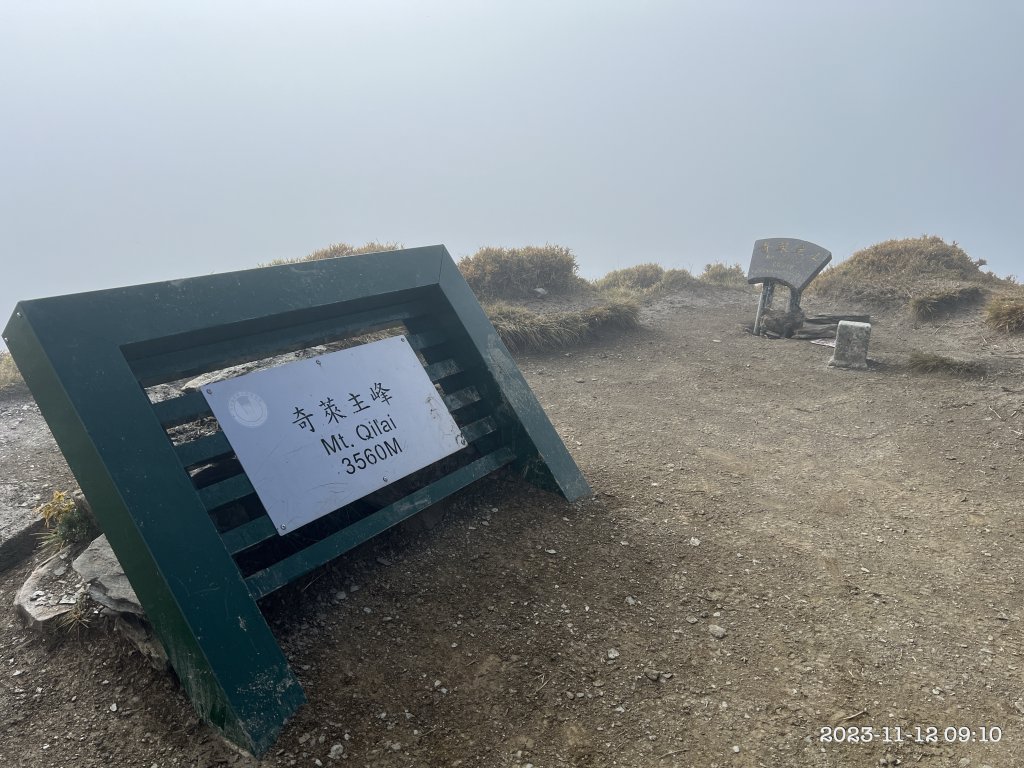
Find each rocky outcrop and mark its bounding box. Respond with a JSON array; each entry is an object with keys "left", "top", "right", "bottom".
[{"left": 71, "top": 535, "right": 144, "bottom": 615}]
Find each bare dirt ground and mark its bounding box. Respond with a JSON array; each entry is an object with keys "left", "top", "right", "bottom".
[{"left": 2, "top": 287, "right": 1023, "bottom": 768}]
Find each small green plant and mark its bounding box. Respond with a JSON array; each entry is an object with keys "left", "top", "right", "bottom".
[
  {"left": 36, "top": 490, "right": 99, "bottom": 554},
  {"left": 458, "top": 245, "right": 583, "bottom": 299},
  {"left": 909, "top": 285, "right": 985, "bottom": 319},
  {"left": 0, "top": 351, "right": 25, "bottom": 391},
  {"left": 699, "top": 262, "right": 748, "bottom": 287},
  {"left": 907, "top": 351, "right": 985, "bottom": 377},
  {"left": 985, "top": 295, "right": 1024, "bottom": 333},
  {"left": 56, "top": 595, "right": 94, "bottom": 636},
  {"left": 261, "top": 241, "right": 403, "bottom": 267}
]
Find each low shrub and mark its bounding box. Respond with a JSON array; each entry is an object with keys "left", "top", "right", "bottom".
[
  {"left": 594, "top": 263, "right": 665, "bottom": 291},
  {"left": 0, "top": 351, "right": 24, "bottom": 391},
  {"left": 659, "top": 268, "right": 702, "bottom": 291},
  {"left": 909, "top": 285, "right": 986, "bottom": 320},
  {"left": 262, "top": 241, "right": 403, "bottom": 267},
  {"left": 985, "top": 295, "right": 1024, "bottom": 333},
  {"left": 700, "top": 262, "right": 748, "bottom": 287},
  {"left": 459, "top": 245, "right": 581, "bottom": 299},
  {"left": 810, "top": 236, "right": 993, "bottom": 304}
]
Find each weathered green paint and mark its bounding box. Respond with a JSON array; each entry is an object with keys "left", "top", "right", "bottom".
[{"left": 2, "top": 245, "right": 590, "bottom": 755}]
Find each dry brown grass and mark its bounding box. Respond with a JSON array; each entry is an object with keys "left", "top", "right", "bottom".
[
  {"left": 985, "top": 295, "right": 1024, "bottom": 333},
  {"left": 0, "top": 351, "right": 25, "bottom": 391},
  {"left": 660, "top": 268, "right": 703, "bottom": 291},
  {"left": 594, "top": 263, "right": 666, "bottom": 291},
  {"left": 261, "top": 241, "right": 403, "bottom": 267},
  {"left": 459, "top": 245, "right": 584, "bottom": 299},
  {"left": 594, "top": 265, "right": 702, "bottom": 296},
  {"left": 486, "top": 299, "right": 640, "bottom": 352},
  {"left": 699, "top": 262, "right": 748, "bottom": 287},
  {"left": 907, "top": 351, "right": 986, "bottom": 377},
  {"left": 909, "top": 285, "right": 986, "bottom": 320},
  {"left": 810, "top": 236, "right": 996, "bottom": 305}
]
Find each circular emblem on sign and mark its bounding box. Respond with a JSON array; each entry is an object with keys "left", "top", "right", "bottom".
[{"left": 228, "top": 391, "right": 268, "bottom": 428}]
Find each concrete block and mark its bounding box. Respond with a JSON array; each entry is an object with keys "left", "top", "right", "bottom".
[{"left": 829, "top": 321, "right": 871, "bottom": 369}]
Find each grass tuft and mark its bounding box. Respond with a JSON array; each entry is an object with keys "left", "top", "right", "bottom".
[
  {"left": 459, "top": 245, "right": 583, "bottom": 299},
  {"left": 261, "top": 241, "right": 403, "bottom": 267},
  {"left": 56, "top": 595, "right": 94, "bottom": 637},
  {"left": 810, "top": 236, "right": 996, "bottom": 304},
  {"left": 660, "top": 268, "right": 702, "bottom": 291},
  {"left": 909, "top": 285, "right": 985, "bottom": 319},
  {"left": 486, "top": 299, "right": 640, "bottom": 352},
  {"left": 0, "top": 351, "right": 25, "bottom": 391},
  {"left": 985, "top": 295, "right": 1024, "bottom": 333},
  {"left": 699, "top": 262, "right": 748, "bottom": 287},
  {"left": 36, "top": 491, "right": 99, "bottom": 555},
  {"left": 594, "top": 263, "right": 666, "bottom": 291},
  {"left": 907, "top": 352, "right": 986, "bottom": 377}
]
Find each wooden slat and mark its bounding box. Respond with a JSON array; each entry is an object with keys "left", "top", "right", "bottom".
[
  {"left": 131, "top": 302, "right": 427, "bottom": 387},
  {"left": 198, "top": 473, "right": 255, "bottom": 511},
  {"left": 404, "top": 328, "right": 449, "bottom": 351},
  {"left": 222, "top": 417, "right": 498, "bottom": 556},
  {"left": 245, "top": 446, "right": 516, "bottom": 599},
  {"left": 424, "top": 359, "right": 462, "bottom": 381},
  {"left": 152, "top": 391, "right": 211, "bottom": 428},
  {"left": 442, "top": 386, "right": 482, "bottom": 412},
  {"left": 460, "top": 416, "right": 497, "bottom": 444},
  {"left": 222, "top": 516, "right": 277, "bottom": 555},
  {"left": 175, "top": 432, "right": 232, "bottom": 468}
]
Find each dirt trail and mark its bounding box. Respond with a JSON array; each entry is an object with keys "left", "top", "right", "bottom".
[{"left": 1, "top": 291, "right": 1022, "bottom": 768}]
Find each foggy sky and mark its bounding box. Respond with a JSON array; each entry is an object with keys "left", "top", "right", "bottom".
[{"left": 2, "top": 1, "right": 1022, "bottom": 346}]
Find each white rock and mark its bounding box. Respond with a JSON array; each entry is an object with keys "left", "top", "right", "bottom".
[
  {"left": 709, "top": 624, "right": 727, "bottom": 639},
  {"left": 15, "top": 550, "right": 83, "bottom": 627}
]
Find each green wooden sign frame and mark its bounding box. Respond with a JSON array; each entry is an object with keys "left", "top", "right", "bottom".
[{"left": 3, "top": 246, "right": 590, "bottom": 755}]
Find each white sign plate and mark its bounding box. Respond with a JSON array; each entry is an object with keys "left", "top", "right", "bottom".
[{"left": 201, "top": 335, "right": 466, "bottom": 534}]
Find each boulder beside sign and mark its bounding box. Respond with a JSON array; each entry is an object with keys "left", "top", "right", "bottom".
[{"left": 202, "top": 335, "right": 466, "bottom": 534}]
